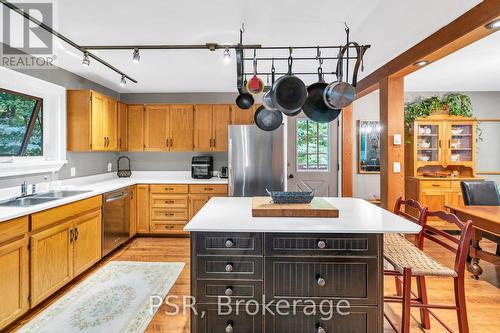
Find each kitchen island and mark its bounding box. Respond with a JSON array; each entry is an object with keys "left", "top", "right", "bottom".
[{"left": 184, "top": 197, "right": 421, "bottom": 333}]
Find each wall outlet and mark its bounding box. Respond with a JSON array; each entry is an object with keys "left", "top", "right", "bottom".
[
  {"left": 393, "top": 162, "right": 401, "bottom": 173},
  {"left": 70, "top": 167, "right": 76, "bottom": 177},
  {"left": 393, "top": 134, "right": 402, "bottom": 145},
  {"left": 107, "top": 163, "right": 112, "bottom": 172}
]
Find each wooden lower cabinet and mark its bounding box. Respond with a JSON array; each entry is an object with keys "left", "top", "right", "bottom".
[
  {"left": 0, "top": 236, "right": 29, "bottom": 330},
  {"left": 189, "top": 195, "right": 210, "bottom": 220},
  {"left": 72, "top": 210, "right": 102, "bottom": 276},
  {"left": 129, "top": 185, "right": 137, "bottom": 237},
  {"left": 136, "top": 185, "right": 150, "bottom": 233}
]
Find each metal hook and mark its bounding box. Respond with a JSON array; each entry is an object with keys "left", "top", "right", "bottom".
[
  {"left": 316, "top": 46, "right": 323, "bottom": 66},
  {"left": 289, "top": 46, "right": 293, "bottom": 56},
  {"left": 241, "top": 22, "right": 245, "bottom": 33}
]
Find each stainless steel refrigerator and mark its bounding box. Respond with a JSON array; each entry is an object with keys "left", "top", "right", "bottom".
[{"left": 228, "top": 125, "right": 285, "bottom": 196}]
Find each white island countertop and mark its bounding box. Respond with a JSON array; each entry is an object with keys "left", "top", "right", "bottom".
[
  {"left": 184, "top": 197, "right": 421, "bottom": 234},
  {"left": 0, "top": 171, "right": 227, "bottom": 223}
]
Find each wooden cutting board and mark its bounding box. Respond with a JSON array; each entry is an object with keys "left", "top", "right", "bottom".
[{"left": 252, "top": 197, "right": 339, "bottom": 218}]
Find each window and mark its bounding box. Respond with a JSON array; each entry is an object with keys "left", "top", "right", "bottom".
[
  {"left": 0, "top": 88, "right": 43, "bottom": 156},
  {"left": 296, "top": 119, "right": 329, "bottom": 171}
]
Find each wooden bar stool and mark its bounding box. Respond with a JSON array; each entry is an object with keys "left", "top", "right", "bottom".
[{"left": 384, "top": 209, "right": 473, "bottom": 333}]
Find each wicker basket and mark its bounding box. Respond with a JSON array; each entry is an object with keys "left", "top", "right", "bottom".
[{"left": 266, "top": 189, "right": 314, "bottom": 204}]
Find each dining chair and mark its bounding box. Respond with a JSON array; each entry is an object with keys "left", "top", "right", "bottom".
[{"left": 384, "top": 209, "right": 473, "bottom": 333}]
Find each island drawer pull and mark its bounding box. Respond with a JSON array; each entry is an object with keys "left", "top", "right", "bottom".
[
  {"left": 225, "top": 239, "right": 234, "bottom": 248},
  {"left": 225, "top": 287, "right": 233, "bottom": 296},
  {"left": 225, "top": 263, "right": 234, "bottom": 272},
  {"left": 225, "top": 321, "right": 234, "bottom": 333},
  {"left": 317, "top": 276, "right": 326, "bottom": 287},
  {"left": 317, "top": 240, "right": 326, "bottom": 249},
  {"left": 317, "top": 325, "right": 326, "bottom": 333}
]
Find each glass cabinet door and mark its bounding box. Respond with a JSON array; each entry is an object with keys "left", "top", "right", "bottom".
[
  {"left": 415, "top": 123, "right": 442, "bottom": 164},
  {"left": 448, "top": 123, "right": 473, "bottom": 163}
]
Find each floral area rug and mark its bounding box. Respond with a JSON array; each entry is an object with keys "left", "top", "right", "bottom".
[{"left": 17, "top": 261, "right": 185, "bottom": 333}]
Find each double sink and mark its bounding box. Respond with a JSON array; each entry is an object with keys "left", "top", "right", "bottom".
[{"left": 0, "top": 190, "right": 91, "bottom": 207}]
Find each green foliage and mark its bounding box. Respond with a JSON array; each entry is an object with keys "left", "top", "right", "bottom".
[
  {"left": 296, "top": 119, "right": 329, "bottom": 170},
  {"left": 0, "top": 90, "right": 43, "bottom": 156},
  {"left": 445, "top": 93, "right": 473, "bottom": 117},
  {"left": 404, "top": 96, "right": 445, "bottom": 128}
]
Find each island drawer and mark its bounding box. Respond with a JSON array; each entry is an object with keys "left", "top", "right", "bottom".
[
  {"left": 196, "top": 256, "right": 263, "bottom": 280},
  {"left": 193, "top": 305, "right": 262, "bottom": 333},
  {"left": 195, "top": 280, "right": 262, "bottom": 303},
  {"left": 195, "top": 232, "right": 262, "bottom": 256},
  {"left": 264, "top": 233, "right": 380, "bottom": 257},
  {"left": 264, "top": 257, "right": 379, "bottom": 305},
  {"left": 265, "top": 306, "right": 380, "bottom": 333}
]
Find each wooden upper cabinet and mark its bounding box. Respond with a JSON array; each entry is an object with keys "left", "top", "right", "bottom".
[
  {"left": 67, "top": 90, "right": 119, "bottom": 152},
  {"left": 127, "top": 104, "right": 144, "bottom": 151},
  {"left": 117, "top": 102, "right": 128, "bottom": 151},
  {"left": 194, "top": 104, "right": 230, "bottom": 152},
  {"left": 170, "top": 104, "right": 194, "bottom": 151},
  {"left": 194, "top": 104, "right": 213, "bottom": 152},
  {"left": 230, "top": 104, "right": 255, "bottom": 125},
  {"left": 145, "top": 105, "right": 170, "bottom": 151}
]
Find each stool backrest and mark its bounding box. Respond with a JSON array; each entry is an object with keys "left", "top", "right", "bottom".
[
  {"left": 419, "top": 210, "right": 473, "bottom": 277},
  {"left": 461, "top": 180, "right": 500, "bottom": 206},
  {"left": 393, "top": 197, "right": 427, "bottom": 226}
]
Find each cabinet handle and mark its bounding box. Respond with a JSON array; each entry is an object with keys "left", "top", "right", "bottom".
[
  {"left": 213, "top": 138, "right": 216, "bottom": 147},
  {"left": 204, "top": 187, "right": 214, "bottom": 191},
  {"left": 164, "top": 213, "right": 175, "bottom": 216},
  {"left": 69, "top": 228, "right": 74, "bottom": 242},
  {"left": 432, "top": 184, "right": 440, "bottom": 187},
  {"left": 317, "top": 326, "right": 327, "bottom": 333},
  {"left": 317, "top": 240, "right": 326, "bottom": 249},
  {"left": 439, "top": 140, "right": 442, "bottom": 148},
  {"left": 225, "top": 287, "right": 233, "bottom": 296},
  {"left": 170, "top": 138, "right": 173, "bottom": 147},
  {"left": 225, "top": 321, "right": 234, "bottom": 333},
  {"left": 209, "top": 139, "right": 212, "bottom": 147},
  {"left": 165, "top": 187, "right": 174, "bottom": 191},
  {"left": 75, "top": 227, "right": 79, "bottom": 241},
  {"left": 225, "top": 239, "right": 234, "bottom": 248},
  {"left": 317, "top": 276, "right": 326, "bottom": 287},
  {"left": 119, "top": 138, "right": 122, "bottom": 149},
  {"left": 225, "top": 263, "right": 234, "bottom": 272},
  {"left": 164, "top": 200, "right": 175, "bottom": 204},
  {"left": 164, "top": 225, "right": 175, "bottom": 230},
  {"left": 448, "top": 139, "right": 451, "bottom": 148},
  {"left": 166, "top": 138, "right": 169, "bottom": 147}
]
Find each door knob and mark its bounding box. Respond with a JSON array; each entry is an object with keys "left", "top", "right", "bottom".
[{"left": 288, "top": 174, "right": 294, "bottom": 179}]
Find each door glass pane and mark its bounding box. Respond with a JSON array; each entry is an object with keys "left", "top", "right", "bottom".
[
  {"left": 416, "top": 124, "right": 439, "bottom": 162},
  {"left": 296, "top": 119, "right": 329, "bottom": 171},
  {"left": 450, "top": 124, "right": 473, "bottom": 162}
]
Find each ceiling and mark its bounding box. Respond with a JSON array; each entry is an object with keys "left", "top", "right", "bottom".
[
  {"left": 1, "top": 0, "right": 482, "bottom": 93},
  {"left": 405, "top": 31, "right": 500, "bottom": 92}
]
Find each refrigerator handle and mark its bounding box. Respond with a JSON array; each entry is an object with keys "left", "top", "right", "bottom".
[{"left": 228, "top": 137, "right": 233, "bottom": 196}]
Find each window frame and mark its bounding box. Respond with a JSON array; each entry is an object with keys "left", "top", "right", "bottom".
[{"left": 295, "top": 118, "right": 330, "bottom": 172}]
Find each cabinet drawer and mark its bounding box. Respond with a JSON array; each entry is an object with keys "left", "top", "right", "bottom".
[
  {"left": 150, "top": 221, "right": 187, "bottom": 234},
  {"left": 150, "top": 184, "right": 188, "bottom": 194},
  {"left": 194, "top": 305, "right": 262, "bottom": 333},
  {"left": 151, "top": 195, "right": 188, "bottom": 208},
  {"left": 265, "top": 306, "right": 379, "bottom": 333},
  {"left": 197, "top": 256, "right": 262, "bottom": 280},
  {"left": 190, "top": 184, "right": 227, "bottom": 194},
  {"left": 195, "top": 232, "right": 262, "bottom": 255},
  {"left": 196, "top": 280, "right": 262, "bottom": 303},
  {"left": 421, "top": 181, "right": 451, "bottom": 189},
  {"left": 265, "top": 233, "right": 379, "bottom": 257},
  {"left": 0, "top": 216, "right": 28, "bottom": 244},
  {"left": 151, "top": 208, "right": 188, "bottom": 221},
  {"left": 265, "top": 257, "right": 379, "bottom": 305},
  {"left": 451, "top": 181, "right": 463, "bottom": 190}
]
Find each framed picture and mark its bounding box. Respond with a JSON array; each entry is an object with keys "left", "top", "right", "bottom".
[{"left": 357, "top": 120, "right": 381, "bottom": 173}]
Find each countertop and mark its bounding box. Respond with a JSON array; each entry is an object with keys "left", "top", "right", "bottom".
[
  {"left": 184, "top": 197, "right": 422, "bottom": 234},
  {"left": 0, "top": 171, "right": 228, "bottom": 223}
]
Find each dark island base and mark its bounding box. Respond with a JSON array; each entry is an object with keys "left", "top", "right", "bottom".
[{"left": 190, "top": 232, "right": 384, "bottom": 333}]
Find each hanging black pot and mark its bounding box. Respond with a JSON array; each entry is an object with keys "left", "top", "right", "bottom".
[
  {"left": 271, "top": 56, "right": 307, "bottom": 115},
  {"left": 235, "top": 77, "right": 254, "bottom": 110},
  {"left": 303, "top": 67, "right": 341, "bottom": 123},
  {"left": 254, "top": 105, "right": 283, "bottom": 131}
]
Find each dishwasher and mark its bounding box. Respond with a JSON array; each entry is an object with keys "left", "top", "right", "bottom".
[{"left": 102, "top": 187, "right": 130, "bottom": 256}]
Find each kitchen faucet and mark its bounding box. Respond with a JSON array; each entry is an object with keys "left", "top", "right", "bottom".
[{"left": 20, "top": 181, "right": 28, "bottom": 197}]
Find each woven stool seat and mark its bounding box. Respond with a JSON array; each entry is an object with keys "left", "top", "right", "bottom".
[
  {"left": 384, "top": 244, "right": 457, "bottom": 277},
  {"left": 384, "top": 234, "right": 415, "bottom": 247}
]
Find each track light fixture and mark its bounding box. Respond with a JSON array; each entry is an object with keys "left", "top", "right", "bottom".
[
  {"left": 120, "top": 75, "right": 126, "bottom": 87},
  {"left": 223, "top": 48, "right": 231, "bottom": 63},
  {"left": 82, "top": 52, "right": 90, "bottom": 66},
  {"left": 132, "top": 48, "right": 140, "bottom": 63}
]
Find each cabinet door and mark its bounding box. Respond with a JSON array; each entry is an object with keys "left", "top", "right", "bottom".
[
  {"left": 421, "top": 190, "right": 449, "bottom": 222},
  {"left": 446, "top": 122, "right": 475, "bottom": 166},
  {"left": 213, "top": 104, "right": 230, "bottom": 152},
  {"left": 104, "top": 97, "right": 118, "bottom": 151},
  {"left": 128, "top": 105, "right": 144, "bottom": 151},
  {"left": 145, "top": 105, "right": 169, "bottom": 151},
  {"left": 72, "top": 210, "right": 102, "bottom": 276},
  {"left": 194, "top": 105, "right": 213, "bottom": 152},
  {"left": 130, "top": 186, "right": 137, "bottom": 237},
  {"left": 30, "top": 222, "right": 73, "bottom": 306},
  {"left": 449, "top": 190, "right": 465, "bottom": 207},
  {"left": 137, "top": 185, "right": 150, "bottom": 233},
  {"left": 189, "top": 194, "right": 209, "bottom": 220},
  {"left": 230, "top": 104, "right": 255, "bottom": 125},
  {"left": 414, "top": 121, "right": 444, "bottom": 166},
  {"left": 169, "top": 104, "right": 194, "bottom": 151},
  {"left": 90, "top": 91, "right": 106, "bottom": 150},
  {"left": 117, "top": 102, "right": 128, "bottom": 151},
  {"left": 0, "top": 238, "right": 29, "bottom": 330}
]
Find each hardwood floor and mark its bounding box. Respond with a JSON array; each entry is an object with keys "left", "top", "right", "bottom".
[{"left": 6, "top": 236, "right": 499, "bottom": 333}]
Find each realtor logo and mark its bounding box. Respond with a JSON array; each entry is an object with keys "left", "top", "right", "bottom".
[{"left": 1, "top": 2, "right": 56, "bottom": 68}]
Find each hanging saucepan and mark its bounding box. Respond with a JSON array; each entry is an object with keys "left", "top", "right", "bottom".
[
  {"left": 271, "top": 56, "right": 308, "bottom": 115},
  {"left": 236, "top": 76, "right": 255, "bottom": 109},
  {"left": 323, "top": 42, "right": 362, "bottom": 109},
  {"left": 254, "top": 105, "right": 283, "bottom": 131},
  {"left": 262, "top": 59, "right": 278, "bottom": 111},
  {"left": 303, "top": 67, "right": 341, "bottom": 123},
  {"left": 247, "top": 50, "right": 264, "bottom": 95}
]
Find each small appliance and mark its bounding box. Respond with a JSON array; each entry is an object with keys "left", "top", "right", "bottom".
[
  {"left": 192, "top": 156, "right": 213, "bottom": 179},
  {"left": 219, "top": 166, "right": 228, "bottom": 179}
]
